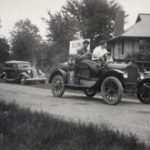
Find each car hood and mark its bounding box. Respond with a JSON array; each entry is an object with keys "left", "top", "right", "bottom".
[{"left": 106, "top": 62, "right": 129, "bottom": 71}]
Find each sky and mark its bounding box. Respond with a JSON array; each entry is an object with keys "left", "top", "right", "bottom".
[{"left": 0, "top": 0, "right": 150, "bottom": 40}]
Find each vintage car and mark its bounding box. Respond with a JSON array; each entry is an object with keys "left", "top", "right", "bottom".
[
  {"left": 49, "top": 56, "right": 150, "bottom": 105},
  {"left": 0, "top": 61, "right": 47, "bottom": 84}
]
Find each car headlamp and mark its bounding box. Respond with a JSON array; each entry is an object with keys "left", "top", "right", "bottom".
[
  {"left": 140, "top": 73, "right": 144, "bottom": 80},
  {"left": 123, "top": 72, "right": 128, "bottom": 79},
  {"left": 72, "top": 59, "right": 76, "bottom": 64},
  {"left": 27, "top": 70, "right": 31, "bottom": 74},
  {"left": 38, "top": 70, "right": 42, "bottom": 74},
  {"left": 68, "top": 59, "right": 72, "bottom": 64},
  {"left": 68, "top": 58, "right": 76, "bottom": 65}
]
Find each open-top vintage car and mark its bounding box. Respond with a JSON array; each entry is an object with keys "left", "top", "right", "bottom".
[
  {"left": 49, "top": 56, "right": 150, "bottom": 105},
  {"left": 0, "top": 61, "right": 47, "bottom": 84}
]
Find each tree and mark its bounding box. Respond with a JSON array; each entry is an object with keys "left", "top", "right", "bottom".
[
  {"left": 10, "top": 19, "right": 42, "bottom": 63},
  {"left": 44, "top": 0, "right": 122, "bottom": 66},
  {"left": 63, "top": 0, "right": 122, "bottom": 48},
  {"left": 35, "top": 41, "right": 50, "bottom": 68},
  {"left": 45, "top": 11, "right": 78, "bottom": 64},
  {"left": 0, "top": 37, "right": 10, "bottom": 63}
]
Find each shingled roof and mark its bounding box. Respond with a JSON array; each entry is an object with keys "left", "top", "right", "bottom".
[{"left": 110, "top": 14, "right": 150, "bottom": 41}]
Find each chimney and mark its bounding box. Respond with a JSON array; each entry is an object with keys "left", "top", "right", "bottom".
[{"left": 114, "top": 11, "right": 125, "bottom": 37}]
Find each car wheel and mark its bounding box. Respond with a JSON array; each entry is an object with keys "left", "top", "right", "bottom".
[
  {"left": 51, "top": 75, "right": 65, "bottom": 97},
  {"left": 20, "top": 76, "right": 26, "bottom": 85},
  {"left": 40, "top": 80, "right": 46, "bottom": 84},
  {"left": 137, "top": 80, "right": 150, "bottom": 104},
  {"left": 84, "top": 88, "right": 96, "bottom": 97},
  {"left": 101, "top": 76, "right": 123, "bottom": 105},
  {"left": 1, "top": 75, "right": 6, "bottom": 82}
]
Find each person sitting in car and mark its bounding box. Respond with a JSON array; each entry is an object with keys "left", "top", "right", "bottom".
[
  {"left": 92, "top": 40, "right": 110, "bottom": 65},
  {"left": 76, "top": 40, "right": 91, "bottom": 61}
]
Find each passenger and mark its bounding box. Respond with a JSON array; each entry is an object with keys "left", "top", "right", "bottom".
[
  {"left": 76, "top": 40, "right": 91, "bottom": 61},
  {"left": 92, "top": 40, "right": 110, "bottom": 65}
]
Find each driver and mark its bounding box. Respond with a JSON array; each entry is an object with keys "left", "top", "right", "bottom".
[{"left": 92, "top": 40, "right": 110, "bottom": 65}]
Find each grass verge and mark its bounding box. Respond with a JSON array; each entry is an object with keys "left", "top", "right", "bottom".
[{"left": 0, "top": 100, "right": 148, "bottom": 150}]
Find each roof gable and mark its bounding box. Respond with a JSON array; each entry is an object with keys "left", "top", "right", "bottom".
[
  {"left": 136, "top": 14, "right": 150, "bottom": 23},
  {"left": 118, "top": 14, "right": 150, "bottom": 38}
]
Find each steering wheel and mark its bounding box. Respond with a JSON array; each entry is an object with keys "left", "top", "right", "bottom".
[{"left": 102, "top": 53, "right": 110, "bottom": 62}]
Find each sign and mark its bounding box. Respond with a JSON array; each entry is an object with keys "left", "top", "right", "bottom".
[{"left": 69, "top": 39, "right": 90, "bottom": 55}]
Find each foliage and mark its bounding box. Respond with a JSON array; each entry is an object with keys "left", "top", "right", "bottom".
[
  {"left": 35, "top": 41, "right": 50, "bottom": 68},
  {"left": 44, "top": 0, "right": 122, "bottom": 67},
  {"left": 0, "top": 37, "right": 10, "bottom": 63},
  {"left": 0, "top": 100, "right": 147, "bottom": 150},
  {"left": 45, "top": 11, "right": 78, "bottom": 64},
  {"left": 10, "top": 19, "right": 42, "bottom": 63},
  {"left": 63, "top": 0, "right": 122, "bottom": 48},
  {"left": 46, "top": 12, "right": 77, "bottom": 44}
]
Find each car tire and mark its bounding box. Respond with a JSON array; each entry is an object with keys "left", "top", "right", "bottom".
[
  {"left": 84, "top": 88, "right": 96, "bottom": 97},
  {"left": 137, "top": 80, "right": 150, "bottom": 104},
  {"left": 20, "top": 76, "right": 26, "bottom": 85},
  {"left": 1, "top": 75, "right": 6, "bottom": 82},
  {"left": 101, "top": 76, "right": 123, "bottom": 105},
  {"left": 51, "top": 75, "right": 65, "bottom": 97},
  {"left": 40, "top": 80, "right": 46, "bottom": 84}
]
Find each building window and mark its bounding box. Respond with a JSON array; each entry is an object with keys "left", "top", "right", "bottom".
[
  {"left": 139, "top": 39, "right": 150, "bottom": 53},
  {"left": 132, "top": 39, "right": 135, "bottom": 53},
  {"left": 112, "top": 42, "right": 115, "bottom": 58},
  {"left": 121, "top": 40, "right": 124, "bottom": 55}
]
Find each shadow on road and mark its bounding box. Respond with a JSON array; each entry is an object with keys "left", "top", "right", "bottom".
[
  {"left": 1, "top": 82, "right": 143, "bottom": 106},
  {"left": 59, "top": 94, "right": 142, "bottom": 106}
]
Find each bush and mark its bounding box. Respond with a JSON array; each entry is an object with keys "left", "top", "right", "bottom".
[{"left": 0, "top": 100, "right": 147, "bottom": 150}]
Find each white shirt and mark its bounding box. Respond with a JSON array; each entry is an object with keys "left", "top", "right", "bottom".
[{"left": 92, "top": 46, "right": 109, "bottom": 60}]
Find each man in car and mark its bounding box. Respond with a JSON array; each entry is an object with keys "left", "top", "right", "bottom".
[
  {"left": 76, "top": 40, "right": 91, "bottom": 61},
  {"left": 92, "top": 40, "right": 110, "bottom": 65}
]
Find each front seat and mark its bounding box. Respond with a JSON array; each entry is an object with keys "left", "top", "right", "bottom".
[{"left": 78, "top": 59, "right": 100, "bottom": 73}]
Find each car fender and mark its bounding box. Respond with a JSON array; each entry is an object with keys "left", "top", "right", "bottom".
[
  {"left": 0, "top": 72, "right": 7, "bottom": 79},
  {"left": 18, "top": 72, "right": 30, "bottom": 79},
  {"left": 137, "top": 78, "right": 150, "bottom": 88},
  {"left": 94, "top": 69, "right": 124, "bottom": 89},
  {"left": 49, "top": 69, "right": 67, "bottom": 83}
]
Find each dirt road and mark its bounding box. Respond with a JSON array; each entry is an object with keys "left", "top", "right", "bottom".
[{"left": 0, "top": 83, "right": 150, "bottom": 144}]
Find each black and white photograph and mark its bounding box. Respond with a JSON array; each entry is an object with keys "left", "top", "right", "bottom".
[{"left": 0, "top": 0, "right": 150, "bottom": 149}]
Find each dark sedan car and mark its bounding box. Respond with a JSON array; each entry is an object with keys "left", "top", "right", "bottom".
[{"left": 0, "top": 61, "right": 47, "bottom": 84}]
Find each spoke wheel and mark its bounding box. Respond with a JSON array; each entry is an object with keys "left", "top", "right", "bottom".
[
  {"left": 84, "top": 88, "right": 96, "bottom": 97},
  {"left": 101, "top": 76, "right": 123, "bottom": 105},
  {"left": 137, "top": 80, "right": 150, "bottom": 104},
  {"left": 51, "top": 75, "right": 65, "bottom": 97}
]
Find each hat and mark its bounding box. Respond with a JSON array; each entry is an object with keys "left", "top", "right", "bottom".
[
  {"left": 83, "top": 40, "right": 90, "bottom": 45},
  {"left": 99, "top": 40, "right": 106, "bottom": 45}
]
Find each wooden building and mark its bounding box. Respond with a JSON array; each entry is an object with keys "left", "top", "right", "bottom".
[{"left": 109, "top": 14, "right": 150, "bottom": 59}]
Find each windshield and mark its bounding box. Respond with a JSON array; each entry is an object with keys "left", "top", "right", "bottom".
[
  {"left": 17, "top": 63, "right": 31, "bottom": 68},
  {"left": 5, "top": 64, "right": 17, "bottom": 68}
]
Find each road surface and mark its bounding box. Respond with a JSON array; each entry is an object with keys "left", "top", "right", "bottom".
[{"left": 0, "top": 83, "right": 150, "bottom": 144}]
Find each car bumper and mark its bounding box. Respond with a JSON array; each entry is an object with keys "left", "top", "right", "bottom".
[{"left": 25, "top": 77, "right": 48, "bottom": 83}]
